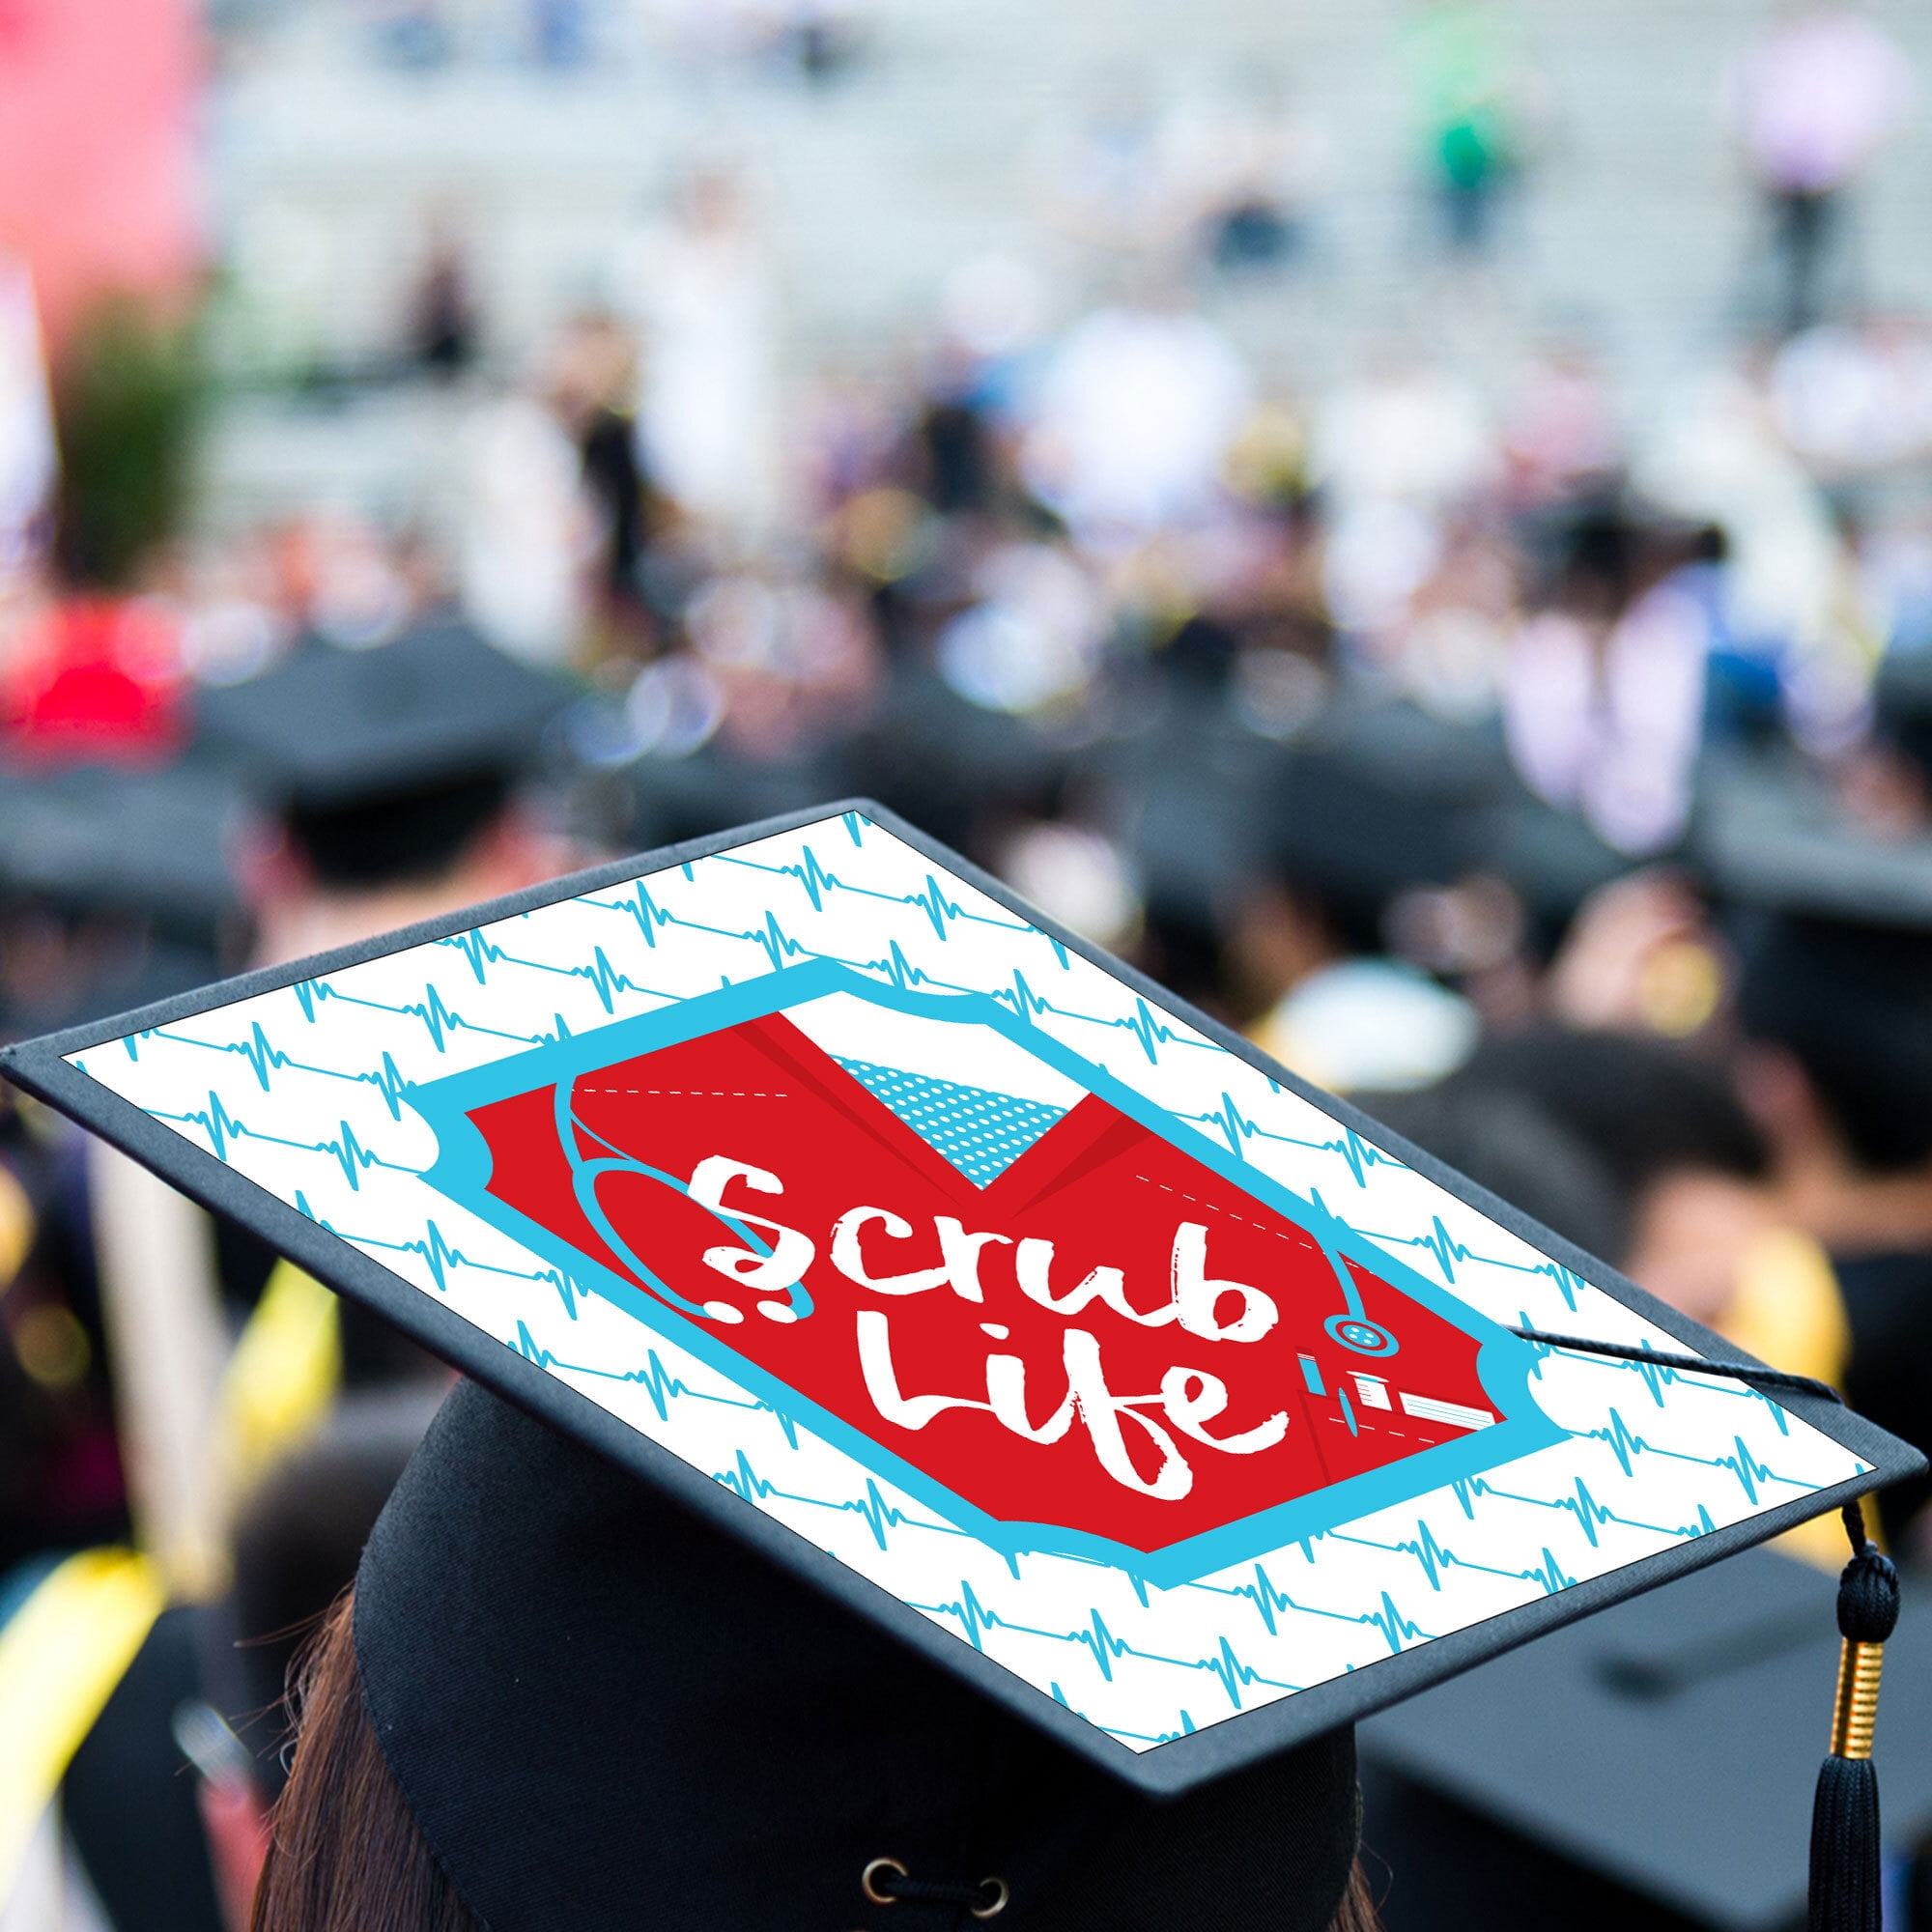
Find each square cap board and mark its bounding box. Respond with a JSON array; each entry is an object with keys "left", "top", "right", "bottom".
[{"left": 4, "top": 802, "right": 1914, "bottom": 1796}]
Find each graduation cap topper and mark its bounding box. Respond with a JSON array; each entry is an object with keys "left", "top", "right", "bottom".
[{"left": 2, "top": 805, "right": 1913, "bottom": 1800}]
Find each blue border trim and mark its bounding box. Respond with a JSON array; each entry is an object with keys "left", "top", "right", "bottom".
[{"left": 400, "top": 958, "right": 1565, "bottom": 1588}]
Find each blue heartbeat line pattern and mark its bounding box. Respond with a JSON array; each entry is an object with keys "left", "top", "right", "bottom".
[
  {"left": 717, "top": 1448, "right": 971, "bottom": 1551},
  {"left": 915, "top": 1578, "right": 1310, "bottom": 1713},
  {"left": 146, "top": 1090, "right": 419, "bottom": 1189},
  {"left": 68, "top": 811, "right": 1870, "bottom": 1754},
  {"left": 1185, "top": 1093, "right": 1410, "bottom": 1185},
  {"left": 1341, "top": 1210, "right": 1590, "bottom": 1307}
]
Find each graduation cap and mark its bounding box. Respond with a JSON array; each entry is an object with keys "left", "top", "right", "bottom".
[
  {"left": 0, "top": 757, "right": 236, "bottom": 922},
  {"left": 0, "top": 756, "right": 241, "bottom": 1032},
  {"left": 193, "top": 622, "right": 576, "bottom": 889},
  {"left": 1361, "top": 1542, "right": 1932, "bottom": 1929},
  {"left": 1697, "top": 757, "right": 1932, "bottom": 1182},
  {"left": 1697, "top": 755, "right": 1932, "bottom": 935},
  {"left": 0, "top": 802, "right": 1918, "bottom": 1930},
  {"left": 1696, "top": 756, "right": 1932, "bottom": 1547}
]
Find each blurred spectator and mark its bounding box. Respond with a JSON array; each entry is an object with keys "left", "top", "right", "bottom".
[
  {"left": 1400, "top": 0, "right": 1533, "bottom": 258},
  {"left": 454, "top": 340, "right": 602, "bottom": 667},
  {"left": 1232, "top": 746, "right": 1485, "bottom": 1094},
  {"left": 1633, "top": 364, "right": 1865, "bottom": 753},
  {"left": 1768, "top": 315, "right": 1932, "bottom": 474},
  {"left": 765, "top": 0, "right": 867, "bottom": 82},
  {"left": 1019, "top": 296, "right": 1253, "bottom": 543},
  {"left": 299, "top": 510, "right": 414, "bottom": 651},
  {"left": 1313, "top": 350, "right": 1495, "bottom": 650},
  {"left": 1372, "top": 1026, "right": 1858, "bottom": 1567},
  {"left": 1153, "top": 75, "right": 1332, "bottom": 278},
  {"left": 1442, "top": 1031, "right": 1780, "bottom": 1327},
  {"left": 1029, "top": 82, "right": 1177, "bottom": 257},
  {"left": 205, "top": 627, "right": 576, "bottom": 969},
  {"left": 1497, "top": 342, "right": 1621, "bottom": 510},
  {"left": 529, "top": 0, "right": 593, "bottom": 68},
  {"left": 614, "top": 167, "right": 781, "bottom": 548},
  {"left": 1734, "top": 911, "right": 1932, "bottom": 1540},
  {"left": 2, "top": 594, "right": 186, "bottom": 765},
  {"left": 1728, "top": 4, "right": 1913, "bottom": 335},
  {"left": 1501, "top": 527, "right": 1707, "bottom": 857},
  {"left": 405, "top": 215, "right": 479, "bottom": 381},
  {"left": 540, "top": 312, "right": 653, "bottom": 652},
  {"left": 201, "top": 1383, "right": 447, "bottom": 1920},
  {"left": 1544, "top": 868, "right": 1725, "bottom": 1040}
]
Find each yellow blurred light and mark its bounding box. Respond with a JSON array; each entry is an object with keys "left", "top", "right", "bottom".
[
  {"left": 14, "top": 1303, "right": 91, "bottom": 1390},
  {"left": 1636, "top": 939, "right": 1723, "bottom": 1039}
]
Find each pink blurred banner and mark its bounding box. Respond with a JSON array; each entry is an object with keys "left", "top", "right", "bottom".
[{"left": 0, "top": 0, "right": 200, "bottom": 351}]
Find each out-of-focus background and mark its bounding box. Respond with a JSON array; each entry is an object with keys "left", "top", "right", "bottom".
[{"left": 8, "top": 2, "right": 1932, "bottom": 1928}]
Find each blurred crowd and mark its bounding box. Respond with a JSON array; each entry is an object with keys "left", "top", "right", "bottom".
[{"left": 6, "top": 2, "right": 1932, "bottom": 1928}]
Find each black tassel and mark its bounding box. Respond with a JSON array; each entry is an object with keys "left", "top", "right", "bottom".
[
  {"left": 1808, "top": 1502, "right": 1899, "bottom": 1932},
  {"left": 1810, "top": 1756, "right": 1881, "bottom": 1932}
]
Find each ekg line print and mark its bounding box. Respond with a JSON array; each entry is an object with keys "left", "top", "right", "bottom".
[{"left": 69, "top": 810, "right": 1866, "bottom": 1750}]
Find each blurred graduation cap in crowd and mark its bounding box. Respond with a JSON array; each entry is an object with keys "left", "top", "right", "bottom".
[
  {"left": 1361, "top": 1544, "right": 1932, "bottom": 1931},
  {"left": 0, "top": 756, "right": 241, "bottom": 1035},
  {"left": 1477, "top": 792, "right": 1635, "bottom": 936},
  {"left": 194, "top": 620, "right": 577, "bottom": 892},
  {"left": 1873, "top": 646, "right": 1932, "bottom": 799},
  {"left": 1696, "top": 754, "right": 1932, "bottom": 1542},
  {"left": 1264, "top": 703, "right": 1505, "bottom": 934},
  {"left": 1097, "top": 692, "right": 1508, "bottom": 955},
  {"left": 840, "top": 662, "right": 1070, "bottom": 859},
  {"left": 1698, "top": 754, "right": 1932, "bottom": 936},
  {"left": 1694, "top": 752, "right": 1932, "bottom": 1206},
  {"left": 0, "top": 800, "right": 1918, "bottom": 1932}
]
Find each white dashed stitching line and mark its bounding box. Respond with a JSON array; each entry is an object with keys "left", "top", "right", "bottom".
[
  {"left": 578, "top": 1089, "right": 789, "bottom": 1098},
  {"left": 1133, "top": 1174, "right": 1303, "bottom": 1242}
]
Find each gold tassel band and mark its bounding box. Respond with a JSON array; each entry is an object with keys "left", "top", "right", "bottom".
[{"left": 1830, "top": 1638, "right": 1885, "bottom": 1760}]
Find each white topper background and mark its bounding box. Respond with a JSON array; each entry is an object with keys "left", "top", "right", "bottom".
[{"left": 73, "top": 811, "right": 1864, "bottom": 1749}]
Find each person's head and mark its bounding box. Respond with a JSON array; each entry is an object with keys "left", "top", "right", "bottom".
[
  {"left": 1361, "top": 1081, "right": 1629, "bottom": 1267},
  {"left": 225, "top": 1387, "right": 447, "bottom": 1801},
  {"left": 1441, "top": 1031, "right": 1773, "bottom": 1324},
  {"left": 1735, "top": 914, "right": 1932, "bottom": 1179},
  {"left": 1228, "top": 745, "right": 1473, "bottom": 1014},
  {"left": 242, "top": 764, "right": 562, "bottom": 968},
  {"left": 251, "top": 1593, "right": 479, "bottom": 1932},
  {"left": 194, "top": 623, "right": 580, "bottom": 965},
  {"left": 251, "top": 1380, "right": 1378, "bottom": 1932},
  {"left": 281, "top": 771, "right": 518, "bottom": 896},
  {"left": 191, "top": 1391, "right": 446, "bottom": 1930}
]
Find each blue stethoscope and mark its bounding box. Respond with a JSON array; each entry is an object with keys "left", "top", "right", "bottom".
[{"left": 1321, "top": 1243, "right": 1400, "bottom": 1358}]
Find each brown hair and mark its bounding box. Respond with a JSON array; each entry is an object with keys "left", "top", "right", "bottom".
[
  {"left": 254, "top": 1591, "right": 1381, "bottom": 1932},
  {"left": 250, "top": 1594, "right": 478, "bottom": 1932},
  {"left": 1329, "top": 1858, "right": 1385, "bottom": 1932}
]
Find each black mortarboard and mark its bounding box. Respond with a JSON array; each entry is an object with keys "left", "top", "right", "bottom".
[
  {"left": 843, "top": 663, "right": 1069, "bottom": 858},
  {"left": 193, "top": 622, "right": 577, "bottom": 890},
  {"left": 0, "top": 802, "right": 1917, "bottom": 1929},
  {"left": 0, "top": 758, "right": 236, "bottom": 920},
  {"left": 0, "top": 756, "right": 240, "bottom": 1033},
  {"left": 1697, "top": 756, "right": 1932, "bottom": 1546},
  {"left": 1698, "top": 755, "right": 1932, "bottom": 935},
  {"left": 1362, "top": 1544, "right": 1932, "bottom": 1929},
  {"left": 1698, "top": 756, "right": 1932, "bottom": 1175},
  {"left": 1261, "top": 702, "right": 1515, "bottom": 934},
  {"left": 1873, "top": 646, "right": 1932, "bottom": 792},
  {"left": 1478, "top": 791, "right": 1636, "bottom": 931},
  {"left": 357, "top": 1377, "right": 1358, "bottom": 1932},
  {"left": 194, "top": 621, "right": 573, "bottom": 811}
]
